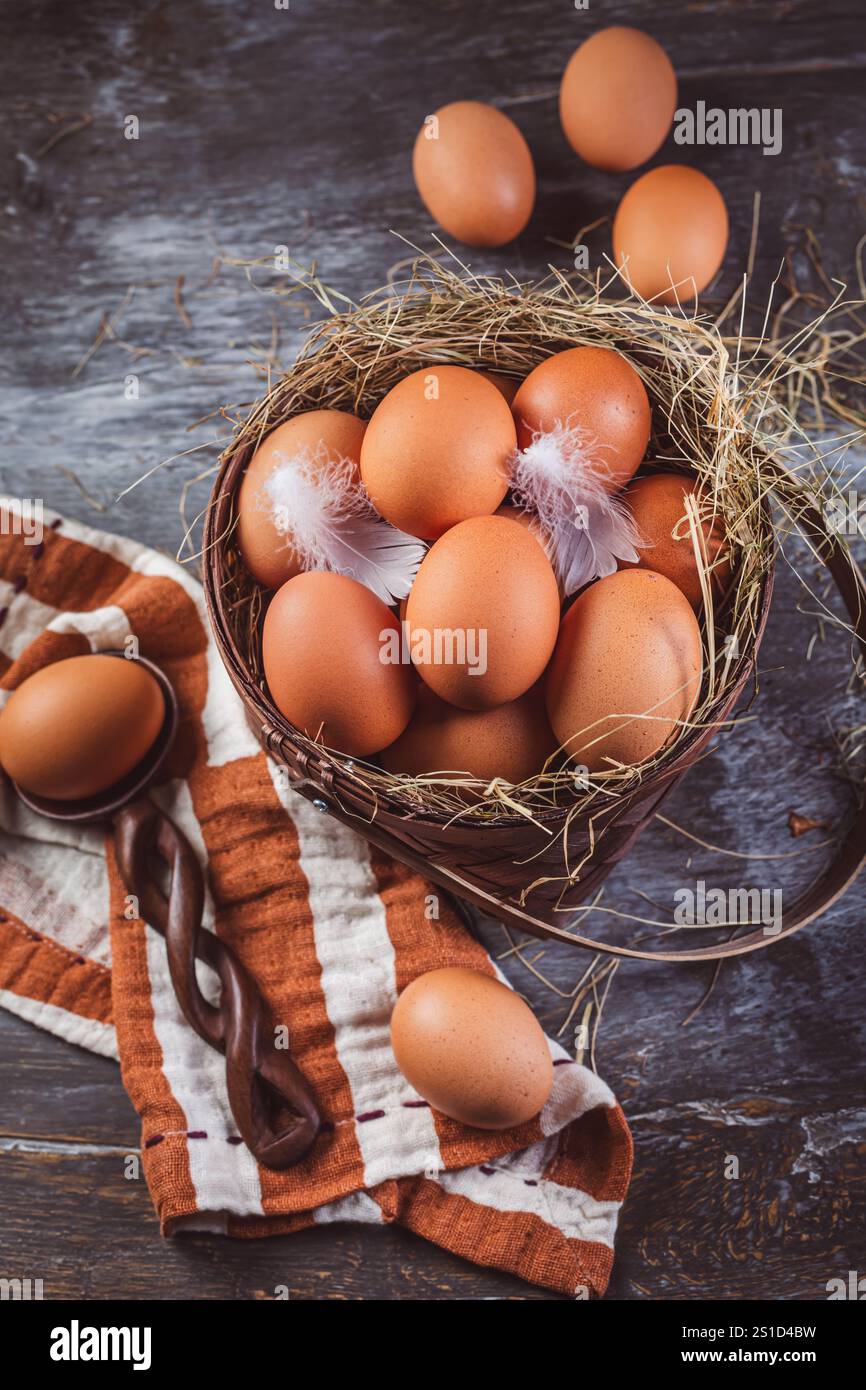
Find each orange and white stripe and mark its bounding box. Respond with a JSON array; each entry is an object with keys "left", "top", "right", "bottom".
[{"left": 0, "top": 499, "right": 632, "bottom": 1295}]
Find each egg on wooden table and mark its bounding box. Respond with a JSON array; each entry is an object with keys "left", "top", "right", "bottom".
[
  {"left": 236, "top": 409, "right": 367, "bottom": 589},
  {"left": 361, "top": 366, "right": 514, "bottom": 540},
  {"left": 545, "top": 569, "right": 703, "bottom": 772},
  {"left": 390, "top": 967, "right": 553, "bottom": 1130},
  {"left": 262, "top": 571, "right": 416, "bottom": 757},
  {"left": 0, "top": 654, "right": 165, "bottom": 801},
  {"left": 613, "top": 165, "right": 729, "bottom": 305},
  {"left": 413, "top": 101, "right": 535, "bottom": 247},
  {"left": 405, "top": 514, "right": 560, "bottom": 709},
  {"left": 560, "top": 26, "right": 677, "bottom": 172}
]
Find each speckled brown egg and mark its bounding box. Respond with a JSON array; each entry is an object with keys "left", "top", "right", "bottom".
[
  {"left": 545, "top": 569, "right": 703, "bottom": 772},
  {"left": 390, "top": 967, "right": 553, "bottom": 1130},
  {"left": 262, "top": 571, "right": 416, "bottom": 757},
  {"left": 621, "top": 472, "right": 732, "bottom": 611},
  {"left": 405, "top": 514, "right": 560, "bottom": 709},
  {"left": 0, "top": 654, "right": 165, "bottom": 801},
  {"left": 361, "top": 366, "right": 514, "bottom": 540},
  {"left": 495, "top": 502, "right": 548, "bottom": 547},
  {"left": 560, "top": 27, "right": 677, "bottom": 172},
  {"left": 412, "top": 101, "right": 535, "bottom": 247},
  {"left": 613, "top": 165, "right": 729, "bottom": 305},
  {"left": 512, "top": 346, "right": 651, "bottom": 490},
  {"left": 380, "top": 681, "right": 555, "bottom": 784},
  {"left": 237, "top": 409, "right": 367, "bottom": 589}
]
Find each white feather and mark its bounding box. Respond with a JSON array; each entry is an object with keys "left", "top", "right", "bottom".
[
  {"left": 510, "top": 423, "right": 644, "bottom": 595},
  {"left": 259, "top": 444, "right": 425, "bottom": 603}
]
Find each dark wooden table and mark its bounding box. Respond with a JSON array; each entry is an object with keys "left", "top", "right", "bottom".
[{"left": 1, "top": 0, "right": 865, "bottom": 1300}]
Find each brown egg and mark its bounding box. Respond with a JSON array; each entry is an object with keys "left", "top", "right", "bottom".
[
  {"left": 560, "top": 27, "right": 677, "bottom": 172},
  {"left": 0, "top": 654, "right": 165, "bottom": 801},
  {"left": 412, "top": 101, "right": 535, "bottom": 247},
  {"left": 481, "top": 370, "right": 521, "bottom": 406},
  {"left": 361, "top": 366, "right": 514, "bottom": 540},
  {"left": 621, "top": 472, "right": 731, "bottom": 611},
  {"left": 613, "top": 165, "right": 729, "bottom": 305},
  {"left": 545, "top": 569, "right": 703, "bottom": 772},
  {"left": 391, "top": 967, "right": 553, "bottom": 1129},
  {"left": 406, "top": 515, "right": 560, "bottom": 710},
  {"left": 262, "top": 571, "right": 416, "bottom": 757},
  {"left": 495, "top": 502, "right": 547, "bottom": 547},
  {"left": 380, "top": 682, "right": 555, "bottom": 784},
  {"left": 237, "top": 409, "right": 367, "bottom": 589},
  {"left": 512, "top": 346, "right": 651, "bottom": 490}
]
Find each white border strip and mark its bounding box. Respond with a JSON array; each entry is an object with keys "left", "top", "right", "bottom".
[{"left": 0, "top": 987, "right": 117, "bottom": 1059}]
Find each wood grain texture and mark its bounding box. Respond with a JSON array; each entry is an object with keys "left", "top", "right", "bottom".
[{"left": 1, "top": 0, "right": 865, "bottom": 1300}]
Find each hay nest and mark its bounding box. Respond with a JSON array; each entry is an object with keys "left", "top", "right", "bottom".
[{"left": 209, "top": 256, "right": 836, "bottom": 827}]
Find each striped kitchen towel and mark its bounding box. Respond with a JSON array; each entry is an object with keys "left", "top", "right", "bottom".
[{"left": 0, "top": 498, "right": 632, "bottom": 1297}]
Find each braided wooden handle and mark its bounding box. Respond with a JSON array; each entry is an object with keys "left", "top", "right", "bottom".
[{"left": 114, "top": 798, "right": 321, "bottom": 1167}]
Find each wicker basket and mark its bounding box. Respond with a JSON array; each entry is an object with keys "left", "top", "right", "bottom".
[{"left": 203, "top": 289, "right": 866, "bottom": 964}]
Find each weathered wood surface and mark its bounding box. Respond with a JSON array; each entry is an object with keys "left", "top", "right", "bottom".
[{"left": 1, "top": 0, "right": 865, "bottom": 1300}]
